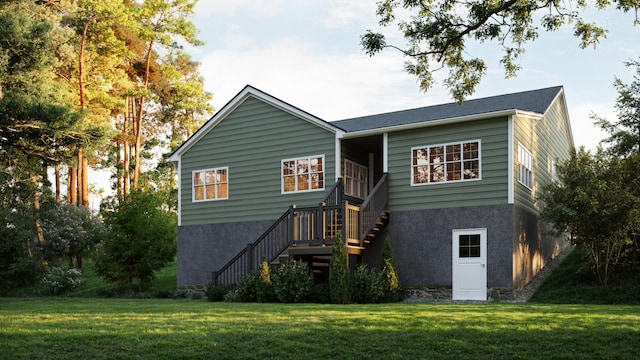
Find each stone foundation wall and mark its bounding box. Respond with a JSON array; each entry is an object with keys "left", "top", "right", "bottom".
[{"left": 404, "top": 286, "right": 517, "bottom": 302}]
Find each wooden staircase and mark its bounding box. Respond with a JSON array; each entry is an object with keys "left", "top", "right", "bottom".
[{"left": 212, "top": 174, "right": 389, "bottom": 287}]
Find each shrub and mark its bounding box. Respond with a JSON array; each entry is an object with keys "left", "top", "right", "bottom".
[
  {"left": 380, "top": 236, "right": 403, "bottom": 302},
  {"left": 41, "top": 267, "right": 82, "bottom": 295},
  {"left": 272, "top": 260, "right": 313, "bottom": 303},
  {"left": 329, "top": 233, "right": 350, "bottom": 304},
  {"left": 95, "top": 189, "right": 176, "bottom": 286},
  {"left": 256, "top": 258, "right": 275, "bottom": 302},
  {"left": 309, "top": 283, "right": 331, "bottom": 304},
  {"left": 205, "top": 282, "right": 229, "bottom": 302},
  {"left": 225, "top": 273, "right": 259, "bottom": 302},
  {"left": 350, "top": 265, "right": 385, "bottom": 304}
]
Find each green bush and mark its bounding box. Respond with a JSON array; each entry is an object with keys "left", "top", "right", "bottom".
[
  {"left": 95, "top": 189, "right": 177, "bottom": 287},
  {"left": 329, "top": 233, "right": 350, "bottom": 304},
  {"left": 380, "top": 236, "right": 403, "bottom": 302},
  {"left": 350, "top": 265, "right": 384, "bottom": 304},
  {"left": 204, "top": 282, "right": 229, "bottom": 302},
  {"left": 272, "top": 260, "right": 313, "bottom": 303},
  {"left": 256, "top": 258, "right": 275, "bottom": 302},
  {"left": 41, "top": 267, "right": 82, "bottom": 295},
  {"left": 309, "top": 283, "right": 331, "bottom": 304},
  {"left": 225, "top": 273, "right": 259, "bottom": 302}
]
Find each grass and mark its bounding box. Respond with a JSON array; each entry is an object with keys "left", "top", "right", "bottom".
[
  {"left": 1, "top": 298, "right": 639, "bottom": 359},
  {"left": 2, "top": 251, "right": 639, "bottom": 358},
  {"left": 529, "top": 248, "right": 640, "bottom": 304}
]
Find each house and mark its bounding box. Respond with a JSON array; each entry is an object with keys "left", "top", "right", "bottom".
[{"left": 168, "top": 85, "right": 573, "bottom": 300}]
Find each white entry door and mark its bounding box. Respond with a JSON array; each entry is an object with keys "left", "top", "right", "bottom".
[{"left": 452, "top": 228, "right": 487, "bottom": 300}]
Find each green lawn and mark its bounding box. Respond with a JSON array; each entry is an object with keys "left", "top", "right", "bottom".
[{"left": 1, "top": 298, "right": 638, "bottom": 359}]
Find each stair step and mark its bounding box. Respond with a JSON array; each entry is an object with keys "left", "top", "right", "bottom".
[
  {"left": 313, "top": 255, "right": 331, "bottom": 262},
  {"left": 312, "top": 262, "right": 330, "bottom": 268}
]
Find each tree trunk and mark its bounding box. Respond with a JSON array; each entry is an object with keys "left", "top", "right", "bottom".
[
  {"left": 77, "top": 147, "right": 83, "bottom": 206},
  {"left": 68, "top": 166, "right": 77, "bottom": 205},
  {"left": 82, "top": 156, "right": 89, "bottom": 206},
  {"left": 55, "top": 163, "right": 60, "bottom": 203}
]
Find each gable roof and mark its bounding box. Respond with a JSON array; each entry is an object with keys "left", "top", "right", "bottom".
[
  {"left": 170, "top": 85, "right": 566, "bottom": 161},
  {"left": 169, "top": 85, "right": 343, "bottom": 162},
  {"left": 332, "top": 86, "right": 564, "bottom": 133}
]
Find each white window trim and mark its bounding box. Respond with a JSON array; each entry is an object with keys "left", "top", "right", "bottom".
[
  {"left": 192, "top": 167, "right": 229, "bottom": 202},
  {"left": 411, "top": 139, "right": 482, "bottom": 186},
  {"left": 517, "top": 143, "right": 533, "bottom": 189},
  {"left": 344, "top": 159, "right": 368, "bottom": 199},
  {"left": 281, "top": 155, "right": 326, "bottom": 194}
]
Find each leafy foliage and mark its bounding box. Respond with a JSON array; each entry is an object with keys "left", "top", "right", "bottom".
[
  {"left": 380, "top": 236, "right": 404, "bottom": 301},
  {"left": 39, "top": 203, "right": 106, "bottom": 268},
  {"left": 361, "top": 0, "right": 638, "bottom": 102},
  {"left": 540, "top": 149, "right": 638, "bottom": 285},
  {"left": 350, "top": 265, "right": 385, "bottom": 304},
  {"left": 272, "top": 260, "right": 314, "bottom": 303},
  {"left": 94, "top": 189, "right": 177, "bottom": 287},
  {"left": 256, "top": 258, "right": 276, "bottom": 303},
  {"left": 329, "top": 233, "right": 350, "bottom": 304},
  {"left": 41, "top": 267, "right": 82, "bottom": 296},
  {"left": 594, "top": 58, "right": 640, "bottom": 157}
]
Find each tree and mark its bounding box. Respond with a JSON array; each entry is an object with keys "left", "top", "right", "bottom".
[
  {"left": 95, "top": 189, "right": 177, "bottom": 287},
  {"left": 329, "top": 232, "right": 350, "bottom": 303},
  {"left": 539, "top": 149, "right": 638, "bottom": 285},
  {"left": 380, "top": 236, "right": 403, "bottom": 301},
  {"left": 594, "top": 58, "right": 640, "bottom": 157},
  {"left": 39, "top": 203, "right": 106, "bottom": 269},
  {"left": 361, "top": 0, "right": 640, "bottom": 102}
]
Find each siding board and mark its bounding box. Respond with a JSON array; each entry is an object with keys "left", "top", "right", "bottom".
[
  {"left": 387, "top": 117, "right": 509, "bottom": 211},
  {"left": 180, "top": 96, "right": 336, "bottom": 225}
]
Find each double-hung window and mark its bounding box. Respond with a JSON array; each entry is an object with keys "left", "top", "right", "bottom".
[
  {"left": 193, "top": 167, "right": 228, "bottom": 201},
  {"left": 412, "top": 140, "right": 480, "bottom": 185},
  {"left": 282, "top": 155, "right": 324, "bottom": 193},
  {"left": 517, "top": 143, "right": 533, "bottom": 189},
  {"left": 344, "top": 159, "right": 368, "bottom": 199}
]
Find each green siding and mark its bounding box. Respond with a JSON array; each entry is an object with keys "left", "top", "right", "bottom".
[
  {"left": 388, "top": 117, "right": 510, "bottom": 211},
  {"left": 180, "top": 96, "right": 336, "bottom": 226},
  {"left": 513, "top": 97, "right": 573, "bottom": 214}
]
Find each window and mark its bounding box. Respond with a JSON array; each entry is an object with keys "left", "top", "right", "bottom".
[
  {"left": 282, "top": 155, "right": 324, "bottom": 193},
  {"left": 458, "top": 234, "right": 481, "bottom": 258},
  {"left": 517, "top": 144, "right": 533, "bottom": 188},
  {"left": 193, "top": 167, "right": 228, "bottom": 202},
  {"left": 344, "top": 159, "right": 368, "bottom": 199},
  {"left": 412, "top": 140, "right": 480, "bottom": 185}
]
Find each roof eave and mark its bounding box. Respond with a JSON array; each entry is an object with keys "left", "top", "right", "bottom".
[{"left": 340, "top": 109, "right": 542, "bottom": 138}]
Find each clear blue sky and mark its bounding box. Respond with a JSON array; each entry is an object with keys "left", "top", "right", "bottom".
[{"left": 189, "top": 1, "right": 639, "bottom": 151}]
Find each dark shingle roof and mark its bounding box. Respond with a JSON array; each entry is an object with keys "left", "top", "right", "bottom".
[{"left": 332, "top": 86, "right": 563, "bottom": 132}]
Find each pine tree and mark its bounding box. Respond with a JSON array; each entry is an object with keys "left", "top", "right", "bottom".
[
  {"left": 329, "top": 232, "right": 350, "bottom": 304},
  {"left": 380, "top": 236, "right": 403, "bottom": 302}
]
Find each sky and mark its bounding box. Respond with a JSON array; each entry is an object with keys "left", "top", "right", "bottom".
[{"left": 187, "top": 1, "right": 640, "bottom": 151}]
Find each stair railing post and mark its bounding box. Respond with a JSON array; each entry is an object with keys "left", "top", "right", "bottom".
[
  {"left": 246, "top": 243, "right": 254, "bottom": 275},
  {"left": 290, "top": 204, "right": 297, "bottom": 245},
  {"left": 342, "top": 200, "right": 348, "bottom": 247},
  {"left": 317, "top": 202, "right": 325, "bottom": 245},
  {"left": 212, "top": 271, "right": 218, "bottom": 287}
]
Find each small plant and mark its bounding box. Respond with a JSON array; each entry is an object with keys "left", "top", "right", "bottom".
[
  {"left": 380, "top": 236, "right": 403, "bottom": 302},
  {"left": 225, "top": 273, "right": 259, "bottom": 302},
  {"left": 350, "top": 265, "right": 384, "bottom": 304},
  {"left": 329, "top": 232, "right": 350, "bottom": 304},
  {"left": 256, "top": 257, "right": 275, "bottom": 302},
  {"left": 272, "top": 260, "right": 313, "bottom": 303},
  {"left": 41, "top": 267, "right": 82, "bottom": 295},
  {"left": 204, "top": 282, "right": 229, "bottom": 302}
]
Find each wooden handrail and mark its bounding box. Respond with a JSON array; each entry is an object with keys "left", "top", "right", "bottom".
[{"left": 358, "top": 173, "right": 389, "bottom": 241}]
